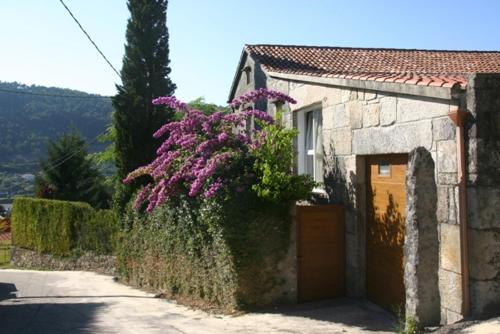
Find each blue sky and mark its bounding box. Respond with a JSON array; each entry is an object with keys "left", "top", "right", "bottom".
[{"left": 1, "top": 0, "right": 499, "bottom": 104}]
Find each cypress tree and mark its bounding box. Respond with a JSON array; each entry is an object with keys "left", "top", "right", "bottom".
[{"left": 113, "top": 0, "right": 176, "bottom": 211}]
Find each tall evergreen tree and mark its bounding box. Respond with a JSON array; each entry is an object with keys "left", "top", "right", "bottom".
[
  {"left": 36, "top": 132, "right": 110, "bottom": 209},
  {"left": 112, "top": 0, "right": 176, "bottom": 211}
]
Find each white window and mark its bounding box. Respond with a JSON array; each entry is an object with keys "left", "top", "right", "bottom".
[{"left": 297, "top": 109, "right": 323, "bottom": 183}]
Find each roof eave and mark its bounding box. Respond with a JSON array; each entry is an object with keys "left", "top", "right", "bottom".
[{"left": 266, "top": 71, "right": 465, "bottom": 100}]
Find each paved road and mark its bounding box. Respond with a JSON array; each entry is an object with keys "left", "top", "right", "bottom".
[
  {"left": 0, "top": 269, "right": 396, "bottom": 334},
  {"left": 458, "top": 319, "right": 500, "bottom": 334}
]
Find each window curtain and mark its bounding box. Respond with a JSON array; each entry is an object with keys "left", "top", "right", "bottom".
[
  {"left": 313, "top": 110, "right": 323, "bottom": 182},
  {"left": 305, "top": 112, "right": 314, "bottom": 177}
]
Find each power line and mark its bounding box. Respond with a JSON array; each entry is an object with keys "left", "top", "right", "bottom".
[
  {"left": 31, "top": 130, "right": 107, "bottom": 173},
  {"left": 0, "top": 131, "right": 108, "bottom": 170},
  {"left": 42, "top": 124, "right": 114, "bottom": 172},
  {"left": 0, "top": 88, "right": 111, "bottom": 99},
  {"left": 42, "top": 144, "right": 91, "bottom": 172},
  {"left": 58, "top": 0, "right": 122, "bottom": 79}
]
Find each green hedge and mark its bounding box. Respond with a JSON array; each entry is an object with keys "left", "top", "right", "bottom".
[
  {"left": 118, "top": 194, "right": 293, "bottom": 311},
  {"left": 11, "top": 197, "right": 118, "bottom": 256}
]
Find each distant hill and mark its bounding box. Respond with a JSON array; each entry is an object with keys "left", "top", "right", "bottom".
[{"left": 0, "top": 81, "right": 113, "bottom": 173}]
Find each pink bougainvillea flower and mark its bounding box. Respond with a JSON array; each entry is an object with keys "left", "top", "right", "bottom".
[
  {"left": 230, "top": 88, "right": 296, "bottom": 108},
  {"left": 128, "top": 89, "right": 296, "bottom": 212},
  {"left": 152, "top": 96, "right": 188, "bottom": 111}
]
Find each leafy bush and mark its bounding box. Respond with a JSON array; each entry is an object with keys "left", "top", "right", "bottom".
[
  {"left": 11, "top": 197, "right": 118, "bottom": 256},
  {"left": 118, "top": 193, "right": 293, "bottom": 310},
  {"left": 252, "top": 112, "right": 316, "bottom": 202}
]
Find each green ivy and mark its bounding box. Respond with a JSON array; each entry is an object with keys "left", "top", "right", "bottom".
[{"left": 117, "top": 193, "right": 293, "bottom": 310}]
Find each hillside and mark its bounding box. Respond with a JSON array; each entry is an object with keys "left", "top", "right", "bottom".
[{"left": 0, "top": 81, "right": 113, "bottom": 173}]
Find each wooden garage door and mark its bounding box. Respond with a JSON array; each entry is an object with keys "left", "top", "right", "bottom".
[
  {"left": 366, "top": 155, "right": 407, "bottom": 311},
  {"left": 297, "top": 205, "right": 345, "bottom": 302}
]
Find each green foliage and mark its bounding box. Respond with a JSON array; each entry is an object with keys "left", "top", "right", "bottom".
[
  {"left": 394, "top": 306, "right": 420, "bottom": 334},
  {"left": 187, "top": 97, "right": 230, "bottom": 115},
  {"left": 0, "top": 239, "right": 12, "bottom": 267},
  {"left": 118, "top": 193, "right": 292, "bottom": 310},
  {"left": 11, "top": 197, "right": 118, "bottom": 256},
  {"left": 91, "top": 125, "right": 117, "bottom": 167},
  {"left": 113, "top": 180, "right": 134, "bottom": 227},
  {"left": 251, "top": 112, "right": 316, "bottom": 202},
  {"left": 112, "top": 0, "right": 176, "bottom": 212},
  {"left": 0, "top": 81, "right": 112, "bottom": 169},
  {"left": 90, "top": 125, "right": 118, "bottom": 188},
  {"left": 36, "top": 131, "right": 111, "bottom": 209}
]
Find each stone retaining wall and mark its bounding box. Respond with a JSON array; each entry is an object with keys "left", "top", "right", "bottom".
[{"left": 11, "top": 247, "right": 117, "bottom": 276}]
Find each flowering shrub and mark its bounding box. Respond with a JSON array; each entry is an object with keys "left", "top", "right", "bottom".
[
  {"left": 125, "top": 89, "right": 314, "bottom": 213},
  {"left": 229, "top": 88, "right": 296, "bottom": 109}
]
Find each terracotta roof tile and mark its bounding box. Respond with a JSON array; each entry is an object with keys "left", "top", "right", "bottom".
[{"left": 245, "top": 45, "right": 500, "bottom": 89}]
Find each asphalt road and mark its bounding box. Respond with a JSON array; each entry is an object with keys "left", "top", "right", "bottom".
[{"left": 0, "top": 269, "right": 396, "bottom": 334}]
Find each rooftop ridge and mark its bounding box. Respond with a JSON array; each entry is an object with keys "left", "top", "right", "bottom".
[{"left": 245, "top": 44, "right": 500, "bottom": 54}]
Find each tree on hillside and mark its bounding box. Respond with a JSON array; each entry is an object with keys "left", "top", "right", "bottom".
[
  {"left": 112, "top": 0, "right": 176, "bottom": 212},
  {"left": 0, "top": 81, "right": 112, "bottom": 168},
  {"left": 35, "top": 132, "right": 110, "bottom": 208},
  {"left": 187, "top": 97, "right": 230, "bottom": 115}
]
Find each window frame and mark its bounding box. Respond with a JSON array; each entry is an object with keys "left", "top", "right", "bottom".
[{"left": 296, "top": 106, "right": 323, "bottom": 189}]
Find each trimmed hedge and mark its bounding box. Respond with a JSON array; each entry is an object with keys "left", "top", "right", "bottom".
[
  {"left": 11, "top": 197, "right": 118, "bottom": 256},
  {"left": 118, "top": 194, "right": 294, "bottom": 311}
]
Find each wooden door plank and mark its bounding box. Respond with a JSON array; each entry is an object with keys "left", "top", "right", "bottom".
[
  {"left": 366, "top": 154, "right": 407, "bottom": 311},
  {"left": 297, "top": 205, "right": 345, "bottom": 302}
]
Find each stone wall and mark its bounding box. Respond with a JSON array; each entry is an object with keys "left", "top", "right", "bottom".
[
  {"left": 11, "top": 247, "right": 117, "bottom": 276},
  {"left": 465, "top": 74, "right": 500, "bottom": 316},
  {"left": 231, "top": 54, "right": 267, "bottom": 109},
  {"left": 265, "top": 78, "right": 461, "bottom": 315},
  {"left": 231, "top": 57, "right": 499, "bottom": 324}
]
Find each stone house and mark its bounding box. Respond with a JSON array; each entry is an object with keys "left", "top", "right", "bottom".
[{"left": 228, "top": 45, "right": 500, "bottom": 325}]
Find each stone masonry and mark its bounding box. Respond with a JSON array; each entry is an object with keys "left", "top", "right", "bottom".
[
  {"left": 230, "top": 58, "right": 500, "bottom": 325},
  {"left": 404, "top": 147, "right": 440, "bottom": 326},
  {"left": 11, "top": 247, "right": 118, "bottom": 276},
  {"left": 465, "top": 74, "right": 500, "bottom": 317}
]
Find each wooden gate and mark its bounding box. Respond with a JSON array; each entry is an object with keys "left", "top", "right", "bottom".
[
  {"left": 297, "top": 205, "right": 345, "bottom": 302},
  {"left": 366, "top": 154, "right": 407, "bottom": 310}
]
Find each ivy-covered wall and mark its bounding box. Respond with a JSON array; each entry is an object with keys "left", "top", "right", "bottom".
[{"left": 118, "top": 194, "right": 296, "bottom": 311}]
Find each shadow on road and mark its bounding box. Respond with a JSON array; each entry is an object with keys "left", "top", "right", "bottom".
[
  {"left": 0, "top": 282, "right": 17, "bottom": 301},
  {"left": 0, "top": 302, "right": 106, "bottom": 334},
  {"left": 257, "top": 298, "right": 396, "bottom": 332},
  {"left": 14, "top": 294, "right": 156, "bottom": 299},
  {"left": 1, "top": 281, "right": 109, "bottom": 333}
]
